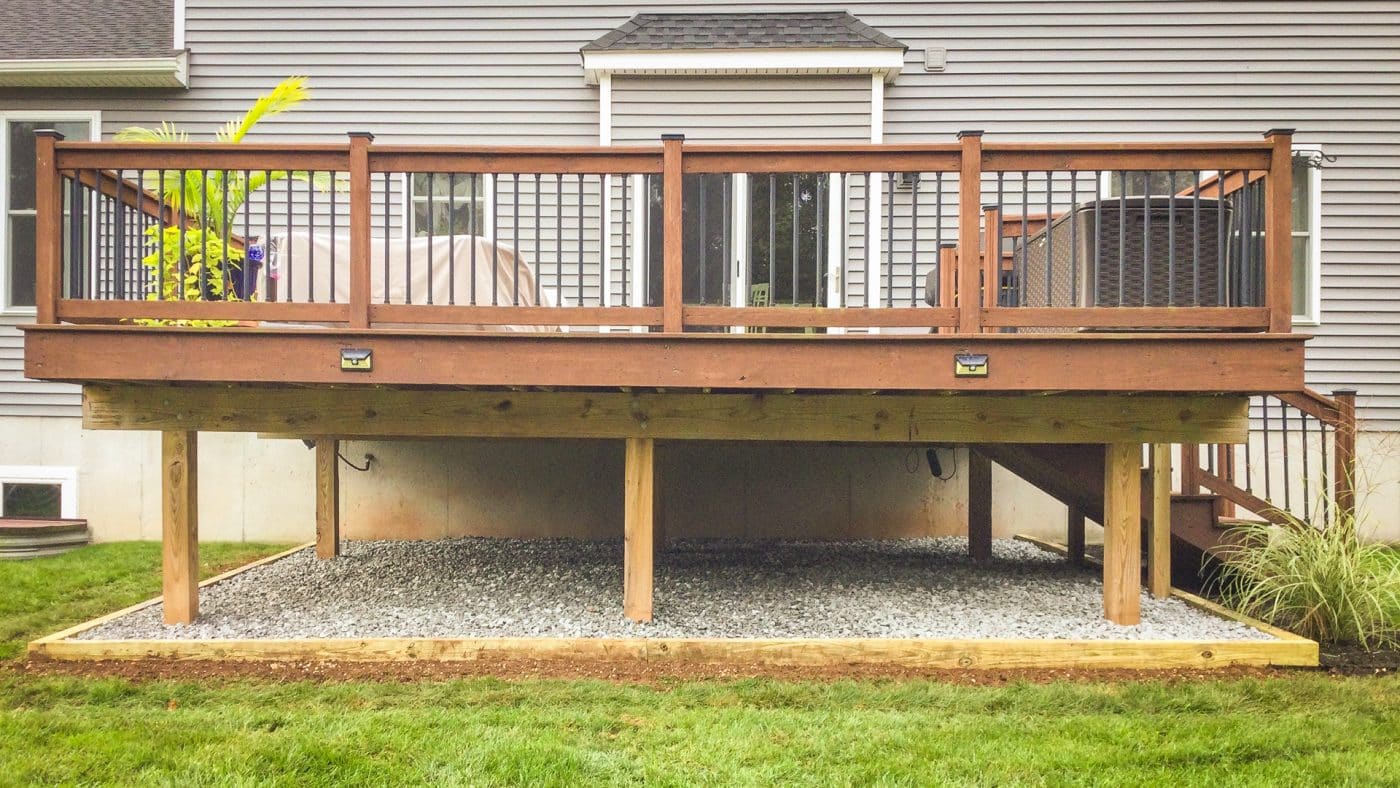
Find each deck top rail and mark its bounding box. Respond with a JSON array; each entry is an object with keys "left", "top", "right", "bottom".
[{"left": 33, "top": 129, "right": 1295, "bottom": 336}]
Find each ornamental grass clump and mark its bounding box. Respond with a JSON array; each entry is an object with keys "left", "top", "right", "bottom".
[{"left": 1219, "top": 513, "right": 1400, "bottom": 650}]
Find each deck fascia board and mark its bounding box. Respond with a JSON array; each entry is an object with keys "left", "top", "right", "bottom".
[{"left": 24, "top": 326, "right": 1306, "bottom": 394}]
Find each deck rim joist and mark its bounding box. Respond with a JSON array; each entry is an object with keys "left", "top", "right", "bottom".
[{"left": 23, "top": 325, "right": 1307, "bottom": 394}]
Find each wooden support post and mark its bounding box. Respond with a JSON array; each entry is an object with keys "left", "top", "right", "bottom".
[
  {"left": 967, "top": 448, "right": 993, "bottom": 563},
  {"left": 1149, "top": 444, "right": 1172, "bottom": 599},
  {"left": 161, "top": 431, "right": 199, "bottom": 625},
  {"left": 34, "top": 130, "right": 64, "bottom": 325},
  {"left": 623, "top": 437, "right": 655, "bottom": 622},
  {"left": 347, "top": 132, "right": 373, "bottom": 329},
  {"left": 1333, "top": 388, "right": 1358, "bottom": 527},
  {"left": 1264, "top": 129, "right": 1294, "bottom": 333},
  {"left": 1103, "top": 443, "right": 1142, "bottom": 625},
  {"left": 1214, "top": 444, "right": 1236, "bottom": 517},
  {"left": 1179, "top": 443, "right": 1200, "bottom": 494},
  {"left": 661, "top": 134, "right": 684, "bottom": 333},
  {"left": 315, "top": 438, "right": 340, "bottom": 559},
  {"left": 1066, "top": 505, "right": 1086, "bottom": 564},
  {"left": 956, "top": 130, "right": 984, "bottom": 334}
]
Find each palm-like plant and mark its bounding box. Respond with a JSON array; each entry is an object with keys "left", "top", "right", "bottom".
[{"left": 116, "top": 76, "right": 321, "bottom": 314}]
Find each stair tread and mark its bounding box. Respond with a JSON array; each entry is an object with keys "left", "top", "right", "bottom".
[{"left": 1217, "top": 517, "right": 1271, "bottom": 528}]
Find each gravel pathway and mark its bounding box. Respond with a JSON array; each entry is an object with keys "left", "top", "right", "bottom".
[{"left": 78, "top": 538, "right": 1273, "bottom": 642}]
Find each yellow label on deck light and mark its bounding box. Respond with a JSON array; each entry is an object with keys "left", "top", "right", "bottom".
[
  {"left": 954, "top": 353, "right": 988, "bottom": 378},
  {"left": 340, "top": 348, "right": 373, "bottom": 372}
]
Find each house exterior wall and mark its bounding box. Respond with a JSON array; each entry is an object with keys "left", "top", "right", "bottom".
[{"left": 1, "top": 1, "right": 1397, "bottom": 543}]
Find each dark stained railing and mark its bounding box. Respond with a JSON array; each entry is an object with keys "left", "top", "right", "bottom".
[{"left": 32, "top": 129, "right": 1296, "bottom": 334}]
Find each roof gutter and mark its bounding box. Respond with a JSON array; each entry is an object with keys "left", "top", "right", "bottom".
[
  {"left": 582, "top": 48, "right": 905, "bottom": 85},
  {"left": 0, "top": 52, "right": 188, "bottom": 88}
]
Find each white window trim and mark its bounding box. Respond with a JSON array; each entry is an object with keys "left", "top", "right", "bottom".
[
  {"left": 0, "top": 110, "right": 101, "bottom": 316},
  {"left": 582, "top": 48, "right": 905, "bottom": 85},
  {"left": 0, "top": 465, "right": 78, "bottom": 519},
  {"left": 1293, "top": 143, "right": 1323, "bottom": 326}
]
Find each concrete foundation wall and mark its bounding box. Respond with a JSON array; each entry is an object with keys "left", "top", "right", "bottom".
[{"left": 4, "top": 416, "right": 1394, "bottom": 544}]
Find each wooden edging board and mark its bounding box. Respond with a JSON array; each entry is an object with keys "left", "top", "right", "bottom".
[
  {"left": 1014, "top": 533, "right": 1318, "bottom": 656},
  {"left": 30, "top": 539, "right": 1317, "bottom": 669}
]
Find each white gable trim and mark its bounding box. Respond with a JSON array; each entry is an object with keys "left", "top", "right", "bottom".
[{"left": 582, "top": 48, "right": 905, "bottom": 85}]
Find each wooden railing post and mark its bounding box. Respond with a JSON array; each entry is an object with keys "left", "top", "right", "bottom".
[
  {"left": 347, "top": 131, "right": 374, "bottom": 329},
  {"left": 1179, "top": 443, "right": 1200, "bottom": 494},
  {"left": 34, "top": 129, "right": 64, "bottom": 325},
  {"left": 1265, "top": 128, "right": 1294, "bottom": 333},
  {"left": 956, "top": 130, "right": 984, "bottom": 333},
  {"left": 1333, "top": 388, "right": 1358, "bottom": 526},
  {"left": 661, "top": 133, "right": 685, "bottom": 333}
]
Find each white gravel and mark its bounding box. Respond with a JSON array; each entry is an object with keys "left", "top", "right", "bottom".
[{"left": 77, "top": 538, "right": 1273, "bottom": 642}]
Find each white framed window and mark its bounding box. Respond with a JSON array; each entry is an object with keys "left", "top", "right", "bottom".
[
  {"left": 0, "top": 111, "right": 100, "bottom": 314},
  {"left": 1292, "top": 146, "right": 1323, "bottom": 325},
  {"left": 0, "top": 465, "right": 78, "bottom": 519},
  {"left": 404, "top": 172, "right": 492, "bottom": 240}
]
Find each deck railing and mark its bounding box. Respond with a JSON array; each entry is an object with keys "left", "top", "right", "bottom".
[
  {"left": 33, "top": 129, "right": 1296, "bottom": 334},
  {"left": 1182, "top": 389, "right": 1359, "bottom": 528}
]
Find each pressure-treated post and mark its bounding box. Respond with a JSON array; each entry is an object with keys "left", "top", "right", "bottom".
[
  {"left": 1149, "top": 444, "right": 1172, "bottom": 599},
  {"left": 967, "top": 448, "right": 993, "bottom": 563},
  {"left": 347, "top": 132, "right": 374, "bottom": 329},
  {"left": 1333, "top": 389, "right": 1358, "bottom": 527},
  {"left": 34, "top": 130, "right": 64, "bottom": 325},
  {"left": 623, "top": 437, "right": 655, "bottom": 622},
  {"left": 1103, "top": 443, "right": 1142, "bottom": 625},
  {"left": 956, "top": 131, "right": 984, "bottom": 333},
  {"left": 661, "top": 134, "right": 685, "bottom": 333},
  {"left": 315, "top": 438, "right": 340, "bottom": 559},
  {"left": 1264, "top": 129, "right": 1294, "bottom": 333},
  {"left": 162, "top": 431, "right": 199, "bottom": 625}
]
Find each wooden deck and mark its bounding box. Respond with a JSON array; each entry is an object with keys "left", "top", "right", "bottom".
[{"left": 20, "top": 130, "right": 1312, "bottom": 637}]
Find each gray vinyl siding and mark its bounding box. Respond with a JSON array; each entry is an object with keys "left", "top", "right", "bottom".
[{"left": 0, "top": 1, "right": 1395, "bottom": 426}]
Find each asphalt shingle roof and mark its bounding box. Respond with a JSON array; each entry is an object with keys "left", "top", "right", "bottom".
[
  {"left": 583, "top": 11, "right": 907, "bottom": 52},
  {"left": 0, "top": 0, "right": 176, "bottom": 61}
]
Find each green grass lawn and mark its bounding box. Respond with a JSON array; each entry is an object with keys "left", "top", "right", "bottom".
[{"left": 2, "top": 542, "right": 1398, "bottom": 786}]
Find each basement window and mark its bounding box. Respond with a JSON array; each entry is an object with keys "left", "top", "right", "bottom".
[{"left": 0, "top": 466, "right": 77, "bottom": 519}]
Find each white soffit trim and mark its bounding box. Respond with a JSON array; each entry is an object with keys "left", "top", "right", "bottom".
[
  {"left": 0, "top": 54, "right": 188, "bottom": 88},
  {"left": 583, "top": 48, "right": 905, "bottom": 85}
]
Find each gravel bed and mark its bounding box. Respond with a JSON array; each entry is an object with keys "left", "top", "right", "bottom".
[{"left": 78, "top": 538, "right": 1273, "bottom": 642}]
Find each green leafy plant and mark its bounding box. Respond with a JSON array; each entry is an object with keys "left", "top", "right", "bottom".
[
  {"left": 115, "top": 76, "right": 319, "bottom": 324},
  {"left": 1219, "top": 509, "right": 1400, "bottom": 650}
]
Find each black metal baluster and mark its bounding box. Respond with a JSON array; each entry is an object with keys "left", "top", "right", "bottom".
[
  {"left": 575, "top": 173, "right": 583, "bottom": 306},
  {"left": 513, "top": 173, "right": 521, "bottom": 306},
  {"left": 554, "top": 174, "right": 562, "bottom": 306},
  {"left": 910, "top": 171, "right": 919, "bottom": 307},
  {"left": 470, "top": 173, "right": 479, "bottom": 305},
  {"left": 1142, "top": 170, "right": 1151, "bottom": 306},
  {"left": 404, "top": 173, "right": 412, "bottom": 304},
  {"left": 1117, "top": 171, "right": 1126, "bottom": 305},
  {"left": 1217, "top": 169, "right": 1226, "bottom": 306},
  {"left": 1281, "top": 401, "right": 1292, "bottom": 515},
  {"left": 940, "top": 172, "right": 948, "bottom": 305},
  {"left": 307, "top": 171, "right": 316, "bottom": 302},
  {"left": 1301, "top": 410, "right": 1312, "bottom": 520},
  {"left": 799, "top": 175, "right": 807, "bottom": 306},
  {"left": 1192, "top": 171, "right": 1201, "bottom": 305},
  {"left": 1069, "top": 172, "right": 1078, "bottom": 306},
  {"left": 1093, "top": 171, "right": 1102, "bottom": 305},
  {"left": 425, "top": 174, "right": 434, "bottom": 305},
  {"left": 1167, "top": 171, "right": 1176, "bottom": 306},
  {"left": 812, "top": 175, "right": 821, "bottom": 307},
  {"left": 241, "top": 169, "right": 252, "bottom": 299},
  {"left": 698, "top": 176, "right": 708, "bottom": 304},
  {"left": 326, "top": 171, "right": 335, "bottom": 303},
  {"left": 114, "top": 171, "right": 126, "bottom": 300},
  {"left": 620, "top": 174, "right": 629, "bottom": 308},
  {"left": 1262, "top": 396, "right": 1273, "bottom": 500},
  {"left": 381, "top": 172, "right": 390, "bottom": 304},
  {"left": 1021, "top": 172, "right": 1029, "bottom": 306},
  {"left": 771, "top": 173, "right": 779, "bottom": 298},
  {"left": 535, "top": 173, "right": 543, "bottom": 305},
  {"left": 1045, "top": 170, "right": 1053, "bottom": 307},
  {"left": 885, "top": 171, "right": 894, "bottom": 308}
]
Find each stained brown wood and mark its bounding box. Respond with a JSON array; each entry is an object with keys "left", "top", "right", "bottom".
[
  {"left": 1149, "top": 444, "right": 1172, "bottom": 599},
  {"left": 25, "top": 326, "right": 1307, "bottom": 394},
  {"left": 56, "top": 142, "right": 350, "bottom": 173},
  {"left": 35, "top": 131, "right": 62, "bottom": 324},
  {"left": 1334, "top": 389, "right": 1358, "bottom": 520},
  {"left": 348, "top": 133, "right": 372, "bottom": 329},
  {"left": 1265, "top": 130, "right": 1294, "bottom": 333},
  {"left": 1277, "top": 390, "right": 1340, "bottom": 424},
  {"left": 1214, "top": 444, "right": 1237, "bottom": 518},
  {"left": 1067, "top": 505, "right": 1086, "bottom": 563},
  {"left": 162, "top": 431, "right": 199, "bottom": 625},
  {"left": 968, "top": 449, "right": 993, "bottom": 563},
  {"left": 1195, "top": 472, "right": 1294, "bottom": 528},
  {"left": 368, "top": 147, "right": 663, "bottom": 175},
  {"left": 369, "top": 304, "right": 663, "bottom": 327},
  {"left": 624, "top": 437, "right": 654, "bottom": 623},
  {"left": 662, "top": 136, "right": 683, "bottom": 333},
  {"left": 981, "top": 307, "right": 1270, "bottom": 330},
  {"left": 1179, "top": 443, "right": 1201, "bottom": 494},
  {"left": 982, "top": 145, "right": 1270, "bottom": 173},
  {"left": 681, "top": 306, "right": 958, "bottom": 329},
  {"left": 57, "top": 300, "right": 350, "bottom": 323},
  {"left": 315, "top": 438, "right": 340, "bottom": 559},
  {"left": 1102, "top": 443, "right": 1142, "bottom": 625},
  {"left": 82, "top": 386, "right": 1251, "bottom": 445},
  {"left": 956, "top": 132, "right": 983, "bottom": 333},
  {"left": 682, "top": 147, "right": 959, "bottom": 175}
]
